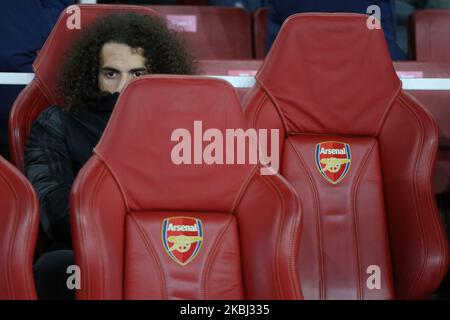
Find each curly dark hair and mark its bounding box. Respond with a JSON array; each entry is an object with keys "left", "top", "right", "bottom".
[{"left": 57, "top": 12, "right": 197, "bottom": 112}]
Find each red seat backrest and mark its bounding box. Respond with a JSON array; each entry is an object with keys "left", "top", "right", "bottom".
[
  {"left": 70, "top": 75, "right": 303, "bottom": 300},
  {"left": 0, "top": 155, "right": 39, "bottom": 299},
  {"left": 149, "top": 5, "right": 253, "bottom": 60},
  {"left": 245, "top": 13, "right": 449, "bottom": 299},
  {"left": 411, "top": 9, "right": 450, "bottom": 62},
  {"left": 253, "top": 7, "right": 269, "bottom": 59},
  {"left": 8, "top": 4, "right": 158, "bottom": 172}
]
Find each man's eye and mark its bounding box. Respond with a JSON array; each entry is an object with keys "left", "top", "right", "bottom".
[
  {"left": 133, "top": 70, "right": 147, "bottom": 78},
  {"left": 104, "top": 71, "right": 117, "bottom": 79}
]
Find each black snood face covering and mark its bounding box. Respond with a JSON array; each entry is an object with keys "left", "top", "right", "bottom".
[{"left": 97, "top": 92, "right": 120, "bottom": 113}]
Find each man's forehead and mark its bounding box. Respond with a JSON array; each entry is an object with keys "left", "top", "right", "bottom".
[{"left": 99, "top": 42, "right": 146, "bottom": 68}]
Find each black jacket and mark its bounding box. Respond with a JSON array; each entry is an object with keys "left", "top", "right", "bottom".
[{"left": 25, "top": 94, "right": 118, "bottom": 249}]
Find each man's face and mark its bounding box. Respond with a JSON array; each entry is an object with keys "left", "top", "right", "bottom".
[{"left": 98, "top": 42, "right": 148, "bottom": 94}]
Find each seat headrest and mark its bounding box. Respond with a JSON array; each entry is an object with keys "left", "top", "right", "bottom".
[
  {"left": 95, "top": 76, "right": 254, "bottom": 212},
  {"left": 257, "top": 13, "right": 401, "bottom": 136},
  {"left": 33, "top": 4, "right": 157, "bottom": 105}
]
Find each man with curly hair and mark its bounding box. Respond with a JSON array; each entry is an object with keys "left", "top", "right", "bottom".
[{"left": 25, "top": 12, "right": 196, "bottom": 300}]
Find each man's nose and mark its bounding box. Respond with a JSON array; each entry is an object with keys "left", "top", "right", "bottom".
[{"left": 116, "top": 74, "right": 132, "bottom": 92}]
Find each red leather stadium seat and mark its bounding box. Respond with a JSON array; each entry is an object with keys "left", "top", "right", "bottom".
[
  {"left": 149, "top": 6, "right": 253, "bottom": 59},
  {"left": 244, "top": 13, "right": 449, "bottom": 299},
  {"left": 394, "top": 62, "right": 450, "bottom": 198},
  {"left": 198, "top": 60, "right": 450, "bottom": 199},
  {"left": 253, "top": 7, "right": 269, "bottom": 59},
  {"left": 8, "top": 4, "right": 157, "bottom": 172},
  {"left": 405, "top": 91, "right": 450, "bottom": 194},
  {"left": 411, "top": 9, "right": 450, "bottom": 62},
  {"left": 0, "top": 155, "right": 39, "bottom": 299},
  {"left": 70, "top": 76, "right": 303, "bottom": 300}
]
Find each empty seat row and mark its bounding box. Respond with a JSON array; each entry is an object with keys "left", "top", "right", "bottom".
[
  {"left": 149, "top": 5, "right": 254, "bottom": 59},
  {"left": 254, "top": 7, "right": 450, "bottom": 61},
  {"left": 197, "top": 59, "right": 450, "bottom": 199},
  {"left": 1, "top": 5, "right": 449, "bottom": 299},
  {"left": 151, "top": 6, "right": 450, "bottom": 61},
  {"left": 411, "top": 9, "right": 450, "bottom": 62},
  {"left": 89, "top": 5, "right": 450, "bottom": 61}
]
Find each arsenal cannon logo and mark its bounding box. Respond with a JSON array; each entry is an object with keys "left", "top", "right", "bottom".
[
  {"left": 162, "top": 216, "right": 204, "bottom": 266},
  {"left": 315, "top": 141, "right": 351, "bottom": 184}
]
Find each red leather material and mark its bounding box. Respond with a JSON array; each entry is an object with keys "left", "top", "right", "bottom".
[
  {"left": 403, "top": 90, "right": 450, "bottom": 194},
  {"left": 96, "top": 77, "right": 252, "bottom": 212},
  {"left": 149, "top": 6, "right": 253, "bottom": 59},
  {"left": 411, "top": 9, "right": 450, "bottom": 62},
  {"left": 124, "top": 212, "right": 244, "bottom": 300},
  {"left": 235, "top": 172, "right": 302, "bottom": 300},
  {"left": 245, "top": 13, "right": 449, "bottom": 299},
  {"left": 71, "top": 76, "right": 303, "bottom": 300},
  {"left": 0, "top": 156, "right": 39, "bottom": 299},
  {"left": 257, "top": 14, "right": 401, "bottom": 136},
  {"left": 253, "top": 7, "right": 269, "bottom": 59},
  {"left": 393, "top": 62, "right": 450, "bottom": 194},
  {"left": 71, "top": 158, "right": 126, "bottom": 299},
  {"left": 244, "top": 85, "right": 286, "bottom": 165},
  {"left": 282, "top": 136, "right": 395, "bottom": 299},
  {"left": 8, "top": 4, "right": 157, "bottom": 172},
  {"left": 378, "top": 93, "right": 449, "bottom": 299},
  {"left": 405, "top": 90, "right": 450, "bottom": 148},
  {"left": 8, "top": 81, "right": 51, "bottom": 172}
]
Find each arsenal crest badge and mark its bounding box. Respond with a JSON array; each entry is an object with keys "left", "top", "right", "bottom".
[
  {"left": 162, "top": 217, "right": 203, "bottom": 266},
  {"left": 315, "top": 141, "right": 351, "bottom": 184}
]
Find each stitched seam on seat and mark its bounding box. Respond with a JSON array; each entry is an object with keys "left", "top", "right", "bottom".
[
  {"left": 406, "top": 101, "right": 427, "bottom": 299},
  {"left": 0, "top": 171, "right": 19, "bottom": 298},
  {"left": 389, "top": 96, "right": 426, "bottom": 298},
  {"left": 230, "top": 165, "right": 259, "bottom": 216},
  {"left": 285, "top": 138, "right": 324, "bottom": 299},
  {"left": 74, "top": 161, "right": 106, "bottom": 299},
  {"left": 90, "top": 166, "right": 109, "bottom": 299},
  {"left": 1, "top": 166, "right": 37, "bottom": 299},
  {"left": 376, "top": 98, "right": 423, "bottom": 298},
  {"left": 398, "top": 94, "right": 446, "bottom": 297},
  {"left": 34, "top": 18, "right": 61, "bottom": 71},
  {"left": 94, "top": 152, "right": 130, "bottom": 213},
  {"left": 34, "top": 76, "right": 55, "bottom": 106},
  {"left": 397, "top": 96, "right": 427, "bottom": 298},
  {"left": 9, "top": 85, "right": 28, "bottom": 163},
  {"left": 72, "top": 163, "right": 89, "bottom": 299},
  {"left": 261, "top": 174, "right": 302, "bottom": 300},
  {"left": 229, "top": 165, "right": 275, "bottom": 299},
  {"left": 256, "top": 81, "right": 290, "bottom": 133},
  {"left": 248, "top": 91, "right": 267, "bottom": 129},
  {"left": 25, "top": 88, "right": 47, "bottom": 140},
  {"left": 10, "top": 84, "right": 43, "bottom": 171},
  {"left": 352, "top": 140, "right": 377, "bottom": 300},
  {"left": 258, "top": 175, "right": 284, "bottom": 300},
  {"left": 201, "top": 215, "right": 234, "bottom": 300},
  {"left": 20, "top": 177, "right": 38, "bottom": 299},
  {"left": 415, "top": 106, "right": 448, "bottom": 293},
  {"left": 129, "top": 214, "right": 167, "bottom": 299},
  {"left": 375, "top": 85, "right": 402, "bottom": 138}
]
